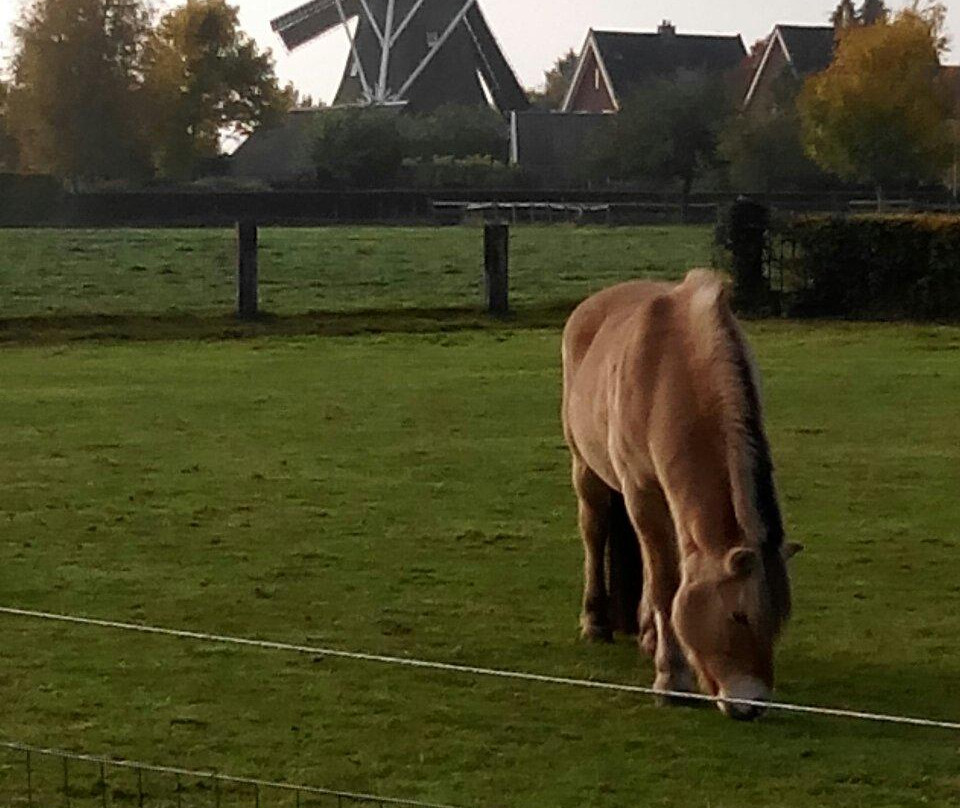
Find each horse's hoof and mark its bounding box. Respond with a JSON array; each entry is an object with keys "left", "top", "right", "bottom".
[{"left": 579, "top": 622, "right": 614, "bottom": 643}]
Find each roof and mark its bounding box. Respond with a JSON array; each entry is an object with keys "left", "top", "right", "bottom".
[
  {"left": 777, "top": 25, "right": 835, "bottom": 75},
  {"left": 590, "top": 29, "right": 747, "bottom": 102},
  {"left": 743, "top": 24, "right": 835, "bottom": 108},
  {"left": 230, "top": 109, "right": 321, "bottom": 183}
]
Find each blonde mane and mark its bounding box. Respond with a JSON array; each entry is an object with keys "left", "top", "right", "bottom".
[{"left": 680, "top": 271, "right": 784, "bottom": 551}]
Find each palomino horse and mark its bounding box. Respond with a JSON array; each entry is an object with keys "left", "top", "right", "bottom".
[{"left": 562, "top": 270, "right": 801, "bottom": 720}]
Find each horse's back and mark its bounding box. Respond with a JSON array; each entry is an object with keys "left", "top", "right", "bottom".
[
  {"left": 562, "top": 280, "right": 672, "bottom": 374},
  {"left": 562, "top": 280, "right": 677, "bottom": 488}
]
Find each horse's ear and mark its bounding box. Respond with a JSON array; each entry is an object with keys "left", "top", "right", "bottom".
[
  {"left": 726, "top": 547, "right": 758, "bottom": 578},
  {"left": 782, "top": 542, "right": 804, "bottom": 561}
]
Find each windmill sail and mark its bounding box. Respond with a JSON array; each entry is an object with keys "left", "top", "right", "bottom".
[
  {"left": 272, "top": 0, "right": 362, "bottom": 51},
  {"left": 270, "top": 0, "right": 529, "bottom": 114}
]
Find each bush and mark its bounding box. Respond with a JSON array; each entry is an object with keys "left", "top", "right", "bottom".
[
  {"left": 403, "top": 155, "right": 529, "bottom": 189},
  {"left": 403, "top": 104, "right": 508, "bottom": 162},
  {"left": 312, "top": 108, "right": 405, "bottom": 188},
  {"left": 781, "top": 214, "right": 960, "bottom": 319}
]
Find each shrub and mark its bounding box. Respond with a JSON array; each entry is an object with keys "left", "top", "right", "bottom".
[
  {"left": 780, "top": 214, "right": 960, "bottom": 319},
  {"left": 312, "top": 108, "right": 405, "bottom": 188},
  {"left": 403, "top": 155, "right": 529, "bottom": 189},
  {"left": 403, "top": 104, "right": 508, "bottom": 162}
]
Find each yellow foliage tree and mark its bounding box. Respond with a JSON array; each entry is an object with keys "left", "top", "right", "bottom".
[
  {"left": 799, "top": 4, "right": 953, "bottom": 203},
  {"left": 142, "top": 0, "right": 293, "bottom": 179}
]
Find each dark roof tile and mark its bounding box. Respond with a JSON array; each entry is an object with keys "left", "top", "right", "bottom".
[
  {"left": 778, "top": 25, "right": 835, "bottom": 75},
  {"left": 592, "top": 30, "right": 746, "bottom": 101}
]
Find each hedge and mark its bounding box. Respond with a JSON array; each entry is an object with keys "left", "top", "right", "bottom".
[
  {"left": 777, "top": 214, "right": 960, "bottom": 319},
  {"left": 0, "top": 174, "right": 63, "bottom": 225}
]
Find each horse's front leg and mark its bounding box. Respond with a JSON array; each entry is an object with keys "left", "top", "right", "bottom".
[
  {"left": 625, "top": 485, "right": 695, "bottom": 700},
  {"left": 572, "top": 457, "right": 614, "bottom": 642}
]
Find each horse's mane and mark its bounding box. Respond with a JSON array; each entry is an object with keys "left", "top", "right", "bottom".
[
  {"left": 683, "top": 270, "right": 791, "bottom": 627},
  {"left": 683, "top": 271, "right": 785, "bottom": 552}
]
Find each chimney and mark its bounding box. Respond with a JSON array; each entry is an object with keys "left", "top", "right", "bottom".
[{"left": 658, "top": 20, "right": 676, "bottom": 39}]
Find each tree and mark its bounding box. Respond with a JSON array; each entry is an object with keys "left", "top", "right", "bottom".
[
  {"left": 832, "top": 0, "right": 889, "bottom": 28},
  {"left": 592, "top": 72, "right": 733, "bottom": 201},
  {"left": 142, "top": 0, "right": 293, "bottom": 179},
  {"left": 831, "top": 0, "right": 857, "bottom": 29},
  {"left": 860, "top": 0, "right": 889, "bottom": 25},
  {"left": 6, "top": 0, "right": 154, "bottom": 183},
  {"left": 312, "top": 108, "right": 405, "bottom": 188},
  {"left": 528, "top": 49, "right": 578, "bottom": 110},
  {"left": 720, "top": 74, "right": 827, "bottom": 193},
  {"left": 403, "top": 104, "right": 508, "bottom": 161},
  {"left": 0, "top": 80, "right": 19, "bottom": 172},
  {"left": 800, "top": 5, "right": 952, "bottom": 203}
]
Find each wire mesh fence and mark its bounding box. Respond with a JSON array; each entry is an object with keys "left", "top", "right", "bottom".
[{"left": 0, "top": 743, "right": 460, "bottom": 808}]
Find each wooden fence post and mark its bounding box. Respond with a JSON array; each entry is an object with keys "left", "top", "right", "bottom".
[
  {"left": 484, "top": 223, "right": 509, "bottom": 316},
  {"left": 236, "top": 220, "right": 259, "bottom": 320}
]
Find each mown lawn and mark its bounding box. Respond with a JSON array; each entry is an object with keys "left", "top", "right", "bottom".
[
  {"left": 0, "top": 225, "right": 713, "bottom": 320},
  {"left": 0, "top": 323, "right": 958, "bottom": 808}
]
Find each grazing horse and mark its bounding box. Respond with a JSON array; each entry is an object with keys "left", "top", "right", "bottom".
[{"left": 562, "top": 270, "right": 801, "bottom": 720}]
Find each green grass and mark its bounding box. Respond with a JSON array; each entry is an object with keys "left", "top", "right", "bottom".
[
  {"left": 0, "top": 225, "right": 713, "bottom": 321},
  {"left": 1, "top": 323, "right": 959, "bottom": 807}
]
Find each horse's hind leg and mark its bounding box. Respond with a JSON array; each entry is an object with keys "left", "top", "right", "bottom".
[
  {"left": 572, "top": 456, "right": 614, "bottom": 642},
  {"left": 606, "top": 492, "right": 642, "bottom": 637}
]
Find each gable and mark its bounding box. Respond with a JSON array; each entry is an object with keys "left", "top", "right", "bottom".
[
  {"left": 564, "top": 39, "right": 617, "bottom": 113},
  {"left": 744, "top": 25, "right": 835, "bottom": 109}
]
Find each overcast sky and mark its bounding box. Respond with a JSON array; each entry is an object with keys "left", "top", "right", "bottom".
[{"left": 0, "top": 0, "right": 954, "bottom": 99}]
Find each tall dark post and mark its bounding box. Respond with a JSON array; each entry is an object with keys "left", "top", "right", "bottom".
[
  {"left": 236, "top": 220, "right": 259, "bottom": 320},
  {"left": 727, "top": 198, "right": 770, "bottom": 313},
  {"left": 484, "top": 223, "right": 510, "bottom": 316}
]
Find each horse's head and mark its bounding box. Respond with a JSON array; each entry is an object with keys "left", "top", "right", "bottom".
[{"left": 672, "top": 542, "right": 802, "bottom": 720}]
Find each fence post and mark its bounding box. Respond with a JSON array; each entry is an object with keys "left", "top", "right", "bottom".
[
  {"left": 726, "top": 198, "right": 770, "bottom": 313},
  {"left": 236, "top": 220, "right": 259, "bottom": 320},
  {"left": 484, "top": 223, "right": 509, "bottom": 316}
]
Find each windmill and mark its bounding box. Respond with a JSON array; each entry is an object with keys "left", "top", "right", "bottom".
[{"left": 270, "top": 0, "right": 529, "bottom": 114}]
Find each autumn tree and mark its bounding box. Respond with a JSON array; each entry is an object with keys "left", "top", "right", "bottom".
[
  {"left": 6, "top": 0, "right": 154, "bottom": 183},
  {"left": 800, "top": 4, "right": 952, "bottom": 203},
  {"left": 528, "top": 49, "right": 578, "bottom": 110},
  {"left": 593, "top": 72, "right": 732, "bottom": 202},
  {"left": 142, "top": 0, "right": 293, "bottom": 179}
]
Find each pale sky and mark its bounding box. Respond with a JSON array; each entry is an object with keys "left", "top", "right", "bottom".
[{"left": 0, "top": 1, "right": 955, "bottom": 99}]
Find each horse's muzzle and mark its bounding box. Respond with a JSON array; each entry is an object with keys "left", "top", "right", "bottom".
[
  {"left": 719, "top": 699, "right": 767, "bottom": 721},
  {"left": 718, "top": 678, "right": 770, "bottom": 721}
]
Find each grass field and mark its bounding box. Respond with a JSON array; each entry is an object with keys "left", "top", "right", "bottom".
[
  {"left": 0, "top": 225, "right": 712, "bottom": 323},
  {"left": 0, "top": 317, "right": 959, "bottom": 807}
]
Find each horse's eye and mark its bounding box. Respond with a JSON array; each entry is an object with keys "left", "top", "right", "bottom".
[{"left": 732, "top": 611, "right": 750, "bottom": 627}]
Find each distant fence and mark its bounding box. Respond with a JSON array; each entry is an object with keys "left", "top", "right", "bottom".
[{"left": 3, "top": 177, "right": 960, "bottom": 228}]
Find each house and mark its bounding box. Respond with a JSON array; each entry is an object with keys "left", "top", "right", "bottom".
[
  {"left": 562, "top": 22, "right": 747, "bottom": 113},
  {"left": 231, "top": 108, "right": 323, "bottom": 184},
  {"left": 743, "top": 25, "right": 836, "bottom": 110}
]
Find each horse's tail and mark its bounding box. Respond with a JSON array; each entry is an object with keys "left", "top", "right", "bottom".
[{"left": 605, "top": 492, "right": 643, "bottom": 636}]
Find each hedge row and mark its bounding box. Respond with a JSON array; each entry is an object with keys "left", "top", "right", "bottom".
[
  {"left": 777, "top": 214, "right": 960, "bottom": 319},
  {"left": 0, "top": 173, "right": 63, "bottom": 225}
]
